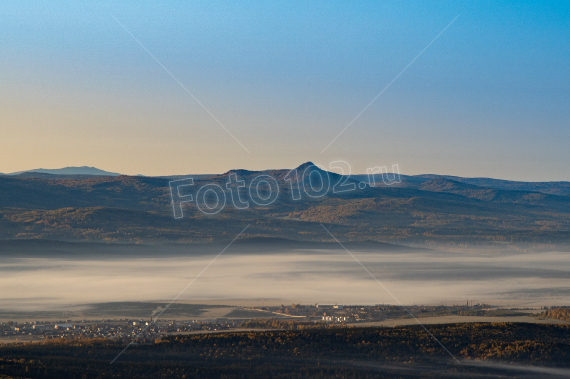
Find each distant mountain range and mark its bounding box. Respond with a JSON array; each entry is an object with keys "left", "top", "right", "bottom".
[
  {"left": 4, "top": 165, "right": 570, "bottom": 197},
  {"left": 6, "top": 166, "right": 120, "bottom": 176},
  {"left": 1, "top": 162, "right": 570, "bottom": 249}
]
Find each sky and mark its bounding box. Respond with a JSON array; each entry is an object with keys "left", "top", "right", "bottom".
[{"left": 1, "top": 1, "right": 569, "bottom": 180}]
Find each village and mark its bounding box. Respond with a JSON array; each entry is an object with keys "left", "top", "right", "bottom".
[{"left": 1, "top": 301, "right": 526, "bottom": 344}]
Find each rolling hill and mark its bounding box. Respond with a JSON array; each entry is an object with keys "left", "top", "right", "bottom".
[{"left": 353, "top": 173, "right": 570, "bottom": 197}]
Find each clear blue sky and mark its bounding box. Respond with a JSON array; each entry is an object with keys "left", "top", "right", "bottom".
[{"left": 1, "top": 1, "right": 569, "bottom": 180}]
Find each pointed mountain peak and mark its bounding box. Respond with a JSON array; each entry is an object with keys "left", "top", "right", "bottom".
[{"left": 295, "top": 161, "right": 318, "bottom": 171}]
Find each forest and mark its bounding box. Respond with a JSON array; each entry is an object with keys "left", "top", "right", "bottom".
[{"left": 543, "top": 307, "right": 570, "bottom": 322}]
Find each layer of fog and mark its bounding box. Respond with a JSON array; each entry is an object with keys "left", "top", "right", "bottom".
[{"left": 1, "top": 249, "right": 569, "bottom": 311}]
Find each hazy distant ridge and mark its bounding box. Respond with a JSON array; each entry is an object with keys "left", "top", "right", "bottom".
[{"left": 8, "top": 166, "right": 120, "bottom": 176}]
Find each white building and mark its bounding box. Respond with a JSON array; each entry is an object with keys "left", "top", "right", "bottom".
[{"left": 54, "top": 324, "right": 73, "bottom": 330}]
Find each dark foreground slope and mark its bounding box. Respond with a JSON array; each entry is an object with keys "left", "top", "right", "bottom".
[{"left": 1, "top": 323, "right": 569, "bottom": 378}]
